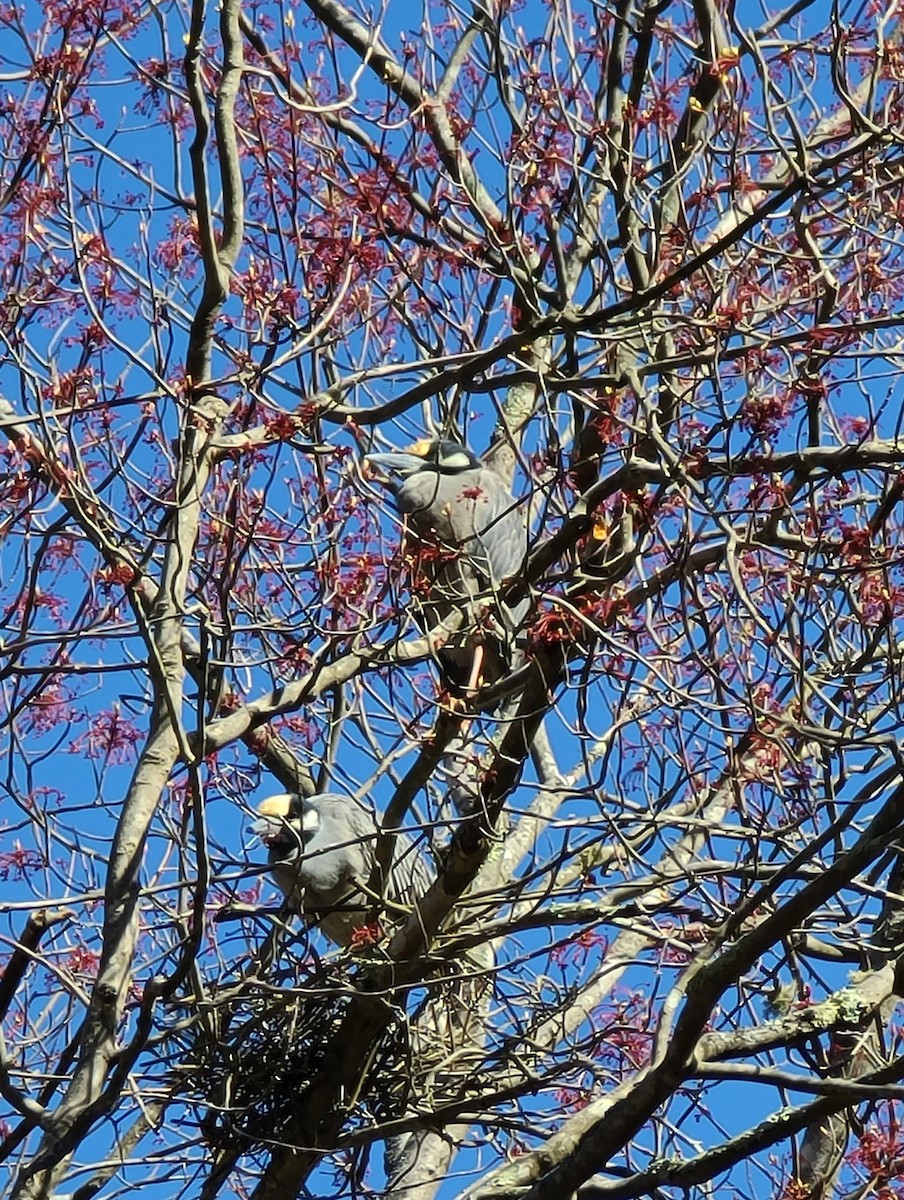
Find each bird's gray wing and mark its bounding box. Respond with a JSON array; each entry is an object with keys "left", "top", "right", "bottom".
[
  {"left": 311, "top": 793, "right": 379, "bottom": 837},
  {"left": 391, "top": 466, "right": 530, "bottom": 631},
  {"left": 466, "top": 473, "right": 529, "bottom": 585},
  {"left": 449, "top": 473, "right": 529, "bottom": 628},
  {"left": 298, "top": 794, "right": 378, "bottom": 888},
  {"left": 405, "top": 469, "right": 522, "bottom": 578},
  {"left": 381, "top": 829, "right": 435, "bottom": 908},
  {"left": 313, "top": 795, "right": 433, "bottom": 907}
]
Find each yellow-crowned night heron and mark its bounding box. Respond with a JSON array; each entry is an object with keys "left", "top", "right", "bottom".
[
  {"left": 253, "top": 792, "right": 434, "bottom": 947},
  {"left": 365, "top": 438, "right": 529, "bottom": 694}
]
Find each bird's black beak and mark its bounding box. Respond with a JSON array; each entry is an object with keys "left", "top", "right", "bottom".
[{"left": 363, "top": 451, "right": 428, "bottom": 480}]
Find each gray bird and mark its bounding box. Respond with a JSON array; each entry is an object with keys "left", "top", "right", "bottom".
[
  {"left": 365, "top": 438, "right": 529, "bottom": 694},
  {"left": 253, "top": 792, "right": 435, "bottom": 947}
]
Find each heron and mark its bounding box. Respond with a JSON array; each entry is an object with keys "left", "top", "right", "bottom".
[
  {"left": 253, "top": 792, "right": 435, "bottom": 947},
  {"left": 364, "top": 438, "right": 529, "bottom": 696}
]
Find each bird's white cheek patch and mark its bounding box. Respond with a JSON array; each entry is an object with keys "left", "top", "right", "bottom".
[{"left": 440, "top": 451, "right": 473, "bottom": 469}]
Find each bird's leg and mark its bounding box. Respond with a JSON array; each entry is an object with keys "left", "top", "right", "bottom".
[{"left": 466, "top": 640, "right": 486, "bottom": 695}]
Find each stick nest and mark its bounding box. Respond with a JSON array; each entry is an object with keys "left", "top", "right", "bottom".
[{"left": 174, "top": 977, "right": 411, "bottom": 1151}]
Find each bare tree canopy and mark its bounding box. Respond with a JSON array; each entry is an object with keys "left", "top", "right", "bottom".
[{"left": 3, "top": 1, "right": 904, "bottom": 1198}]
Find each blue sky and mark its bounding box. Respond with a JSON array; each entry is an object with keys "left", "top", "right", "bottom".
[{"left": 2, "top": 0, "right": 904, "bottom": 1196}]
